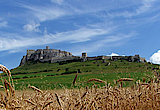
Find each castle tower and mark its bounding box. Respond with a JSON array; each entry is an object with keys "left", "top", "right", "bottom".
[
  {"left": 27, "top": 50, "right": 35, "bottom": 55},
  {"left": 82, "top": 53, "right": 87, "bottom": 58},
  {"left": 46, "top": 46, "right": 49, "bottom": 50},
  {"left": 82, "top": 52, "right": 87, "bottom": 62}
]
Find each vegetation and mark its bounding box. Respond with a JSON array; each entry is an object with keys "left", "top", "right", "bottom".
[
  {"left": 6, "top": 59, "right": 159, "bottom": 90},
  {"left": 0, "top": 63, "right": 160, "bottom": 109}
]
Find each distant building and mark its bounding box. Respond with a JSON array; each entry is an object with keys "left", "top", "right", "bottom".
[
  {"left": 82, "top": 53, "right": 87, "bottom": 61},
  {"left": 20, "top": 46, "right": 74, "bottom": 66},
  {"left": 20, "top": 46, "right": 146, "bottom": 66},
  {"left": 46, "top": 46, "right": 49, "bottom": 50},
  {"left": 82, "top": 53, "right": 87, "bottom": 58}
]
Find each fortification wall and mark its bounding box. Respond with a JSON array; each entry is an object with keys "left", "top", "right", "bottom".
[
  {"left": 20, "top": 46, "right": 74, "bottom": 66},
  {"left": 20, "top": 46, "right": 146, "bottom": 66},
  {"left": 27, "top": 50, "right": 35, "bottom": 55}
]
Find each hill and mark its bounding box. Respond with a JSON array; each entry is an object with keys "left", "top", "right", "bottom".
[
  {"left": 1, "top": 63, "right": 160, "bottom": 109},
  {"left": 8, "top": 59, "right": 159, "bottom": 90},
  {"left": 19, "top": 46, "right": 146, "bottom": 66}
]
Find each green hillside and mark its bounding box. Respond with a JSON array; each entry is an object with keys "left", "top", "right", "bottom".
[{"left": 7, "top": 59, "right": 159, "bottom": 90}]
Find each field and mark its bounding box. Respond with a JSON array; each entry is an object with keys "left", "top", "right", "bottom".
[
  {"left": 0, "top": 63, "right": 160, "bottom": 109},
  {"left": 8, "top": 59, "right": 159, "bottom": 90}
]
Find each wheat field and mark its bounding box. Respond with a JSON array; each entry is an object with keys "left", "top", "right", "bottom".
[{"left": 0, "top": 64, "right": 160, "bottom": 110}]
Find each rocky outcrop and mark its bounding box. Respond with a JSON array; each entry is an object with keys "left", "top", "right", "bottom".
[{"left": 20, "top": 46, "right": 76, "bottom": 66}]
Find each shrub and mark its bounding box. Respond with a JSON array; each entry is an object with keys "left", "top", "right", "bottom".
[
  {"left": 78, "top": 69, "right": 81, "bottom": 73},
  {"left": 65, "top": 68, "right": 69, "bottom": 72},
  {"left": 61, "top": 71, "right": 77, "bottom": 75},
  {"left": 22, "top": 76, "right": 28, "bottom": 79},
  {"left": 57, "top": 69, "right": 60, "bottom": 72},
  {"left": 13, "top": 77, "right": 20, "bottom": 79}
]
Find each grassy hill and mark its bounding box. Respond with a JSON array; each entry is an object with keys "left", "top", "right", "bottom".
[{"left": 7, "top": 59, "right": 159, "bottom": 90}]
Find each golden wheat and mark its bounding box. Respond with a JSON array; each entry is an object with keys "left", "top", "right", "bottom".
[
  {"left": 117, "top": 78, "right": 134, "bottom": 82},
  {"left": 28, "top": 86, "right": 43, "bottom": 94},
  {"left": 87, "top": 78, "right": 106, "bottom": 83}
]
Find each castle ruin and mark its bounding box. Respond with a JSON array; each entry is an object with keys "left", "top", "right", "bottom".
[
  {"left": 20, "top": 46, "right": 146, "bottom": 66},
  {"left": 20, "top": 46, "right": 79, "bottom": 66}
]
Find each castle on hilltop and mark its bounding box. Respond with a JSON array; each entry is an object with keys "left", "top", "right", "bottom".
[
  {"left": 20, "top": 46, "right": 79, "bottom": 66},
  {"left": 20, "top": 46, "right": 146, "bottom": 66}
]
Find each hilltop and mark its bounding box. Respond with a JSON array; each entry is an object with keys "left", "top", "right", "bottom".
[
  {"left": 7, "top": 46, "right": 157, "bottom": 90},
  {"left": 20, "top": 46, "right": 146, "bottom": 66},
  {"left": 20, "top": 46, "right": 75, "bottom": 66},
  {"left": 10, "top": 57, "right": 158, "bottom": 90}
]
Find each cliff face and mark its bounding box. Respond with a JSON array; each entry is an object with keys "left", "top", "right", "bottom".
[{"left": 20, "top": 47, "right": 74, "bottom": 66}]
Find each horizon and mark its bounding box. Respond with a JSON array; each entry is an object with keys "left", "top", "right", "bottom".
[
  {"left": 0, "top": 0, "right": 160, "bottom": 69},
  {"left": 22, "top": 46, "right": 147, "bottom": 58},
  {"left": 5, "top": 45, "right": 159, "bottom": 70}
]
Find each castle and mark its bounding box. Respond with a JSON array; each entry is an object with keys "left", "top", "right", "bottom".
[
  {"left": 20, "top": 46, "right": 146, "bottom": 66},
  {"left": 20, "top": 46, "right": 80, "bottom": 66}
]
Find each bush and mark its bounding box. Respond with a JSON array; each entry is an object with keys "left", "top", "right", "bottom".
[
  {"left": 57, "top": 69, "right": 60, "bottom": 72},
  {"left": 61, "top": 71, "right": 77, "bottom": 75},
  {"left": 13, "top": 77, "right": 20, "bottom": 79},
  {"left": 43, "top": 70, "right": 53, "bottom": 72},
  {"left": 86, "top": 70, "right": 91, "bottom": 72},
  {"left": 65, "top": 68, "right": 69, "bottom": 72},
  {"left": 59, "top": 61, "right": 68, "bottom": 65},
  {"left": 78, "top": 69, "right": 81, "bottom": 73},
  {"left": 22, "top": 76, "right": 28, "bottom": 79}
]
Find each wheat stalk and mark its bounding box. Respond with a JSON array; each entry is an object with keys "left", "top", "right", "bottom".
[
  {"left": 0, "top": 64, "right": 11, "bottom": 77},
  {"left": 24, "top": 99, "right": 36, "bottom": 105},
  {"left": 0, "top": 85, "right": 4, "bottom": 88},
  {"left": 42, "top": 101, "right": 53, "bottom": 109},
  {"left": 117, "top": 78, "right": 134, "bottom": 82},
  {"left": 55, "top": 93, "right": 61, "bottom": 107},
  {"left": 0, "top": 91, "right": 6, "bottom": 108},
  {"left": 140, "top": 83, "right": 149, "bottom": 85},
  {"left": 73, "top": 72, "right": 78, "bottom": 85},
  {"left": 4, "top": 79, "right": 15, "bottom": 97},
  {"left": 28, "top": 86, "right": 43, "bottom": 94},
  {"left": 87, "top": 78, "right": 106, "bottom": 83},
  {"left": 0, "top": 64, "right": 15, "bottom": 93},
  {"left": 81, "top": 91, "right": 87, "bottom": 99}
]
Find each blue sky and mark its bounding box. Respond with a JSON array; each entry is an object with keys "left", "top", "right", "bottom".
[{"left": 0, "top": 0, "right": 160, "bottom": 69}]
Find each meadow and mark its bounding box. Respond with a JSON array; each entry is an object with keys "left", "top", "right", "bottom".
[
  {"left": 9, "top": 59, "right": 158, "bottom": 90},
  {"left": 0, "top": 62, "right": 160, "bottom": 109}
]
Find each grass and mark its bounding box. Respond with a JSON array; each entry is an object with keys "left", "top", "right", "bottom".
[{"left": 5, "top": 59, "right": 159, "bottom": 90}]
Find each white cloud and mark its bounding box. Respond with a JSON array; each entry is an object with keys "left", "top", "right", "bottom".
[
  {"left": 19, "top": 0, "right": 160, "bottom": 27},
  {"left": 108, "top": 0, "right": 159, "bottom": 18},
  {"left": 54, "top": 27, "right": 110, "bottom": 43},
  {"left": 0, "top": 24, "right": 137, "bottom": 54},
  {"left": 107, "top": 53, "right": 119, "bottom": 56},
  {"left": 135, "top": 0, "right": 154, "bottom": 15},
  {"left": 0, "top": 26, "right": 112, "bottom": 52},
  {"left": 21, "top": 4, "right": 68, "bottom": 22},
  {"left": 0, "top": 1, "right": 146, "bottom": 54},
  {"left": 0, "top": 21, "right": 7, "bottom": 28},
  {"left": 43, "top": 27, "right": 48, "bottom": 35},
  {"left": 51, "top": 0, "right": 64, "bottom": 5},
  {"left": 23, "top": 22, "right": 41, "bottom": 32},
  {"left": 71, "top": 32, "right": 135, "bottom": 56},
  {"left": 93, "top": 32, "right": 137, "bottom": 49},
  {"left": 149, "top": 50, "right": 160, "bottom": 64}
]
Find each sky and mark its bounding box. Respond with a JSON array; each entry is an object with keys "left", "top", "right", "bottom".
[{"left": 0, "top": 0, "right": 160, "bottom": 69}]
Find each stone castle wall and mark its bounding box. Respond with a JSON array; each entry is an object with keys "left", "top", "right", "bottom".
[
  {"left": 20, "top": 46, "right": 73, "bottom": 66},
  {"left": 20, "top": 46, "right": 146, "bottom": 66}
]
